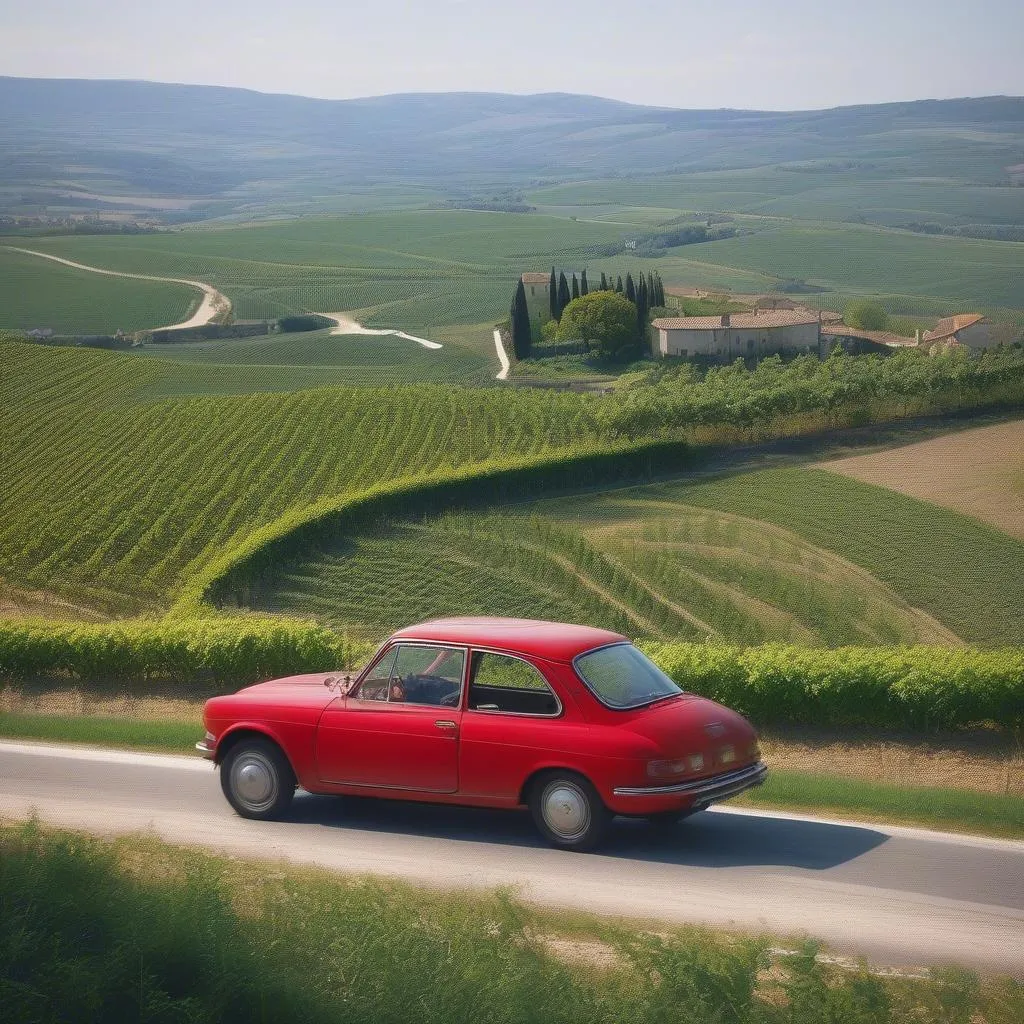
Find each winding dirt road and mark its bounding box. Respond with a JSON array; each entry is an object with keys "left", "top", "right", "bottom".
[
  {"left": 1, "top": 740, "right": 1021, "bottom": 976},
  {"left": 321, "top": 311, "right": 443, "bottom": 349},
  {"left": 6, "top": 246, "right": 231, "bottom": 331}
]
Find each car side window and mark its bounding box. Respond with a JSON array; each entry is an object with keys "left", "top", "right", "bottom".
[
  {"left": 469, "top": 652, "right": 560, "bottom": 716},
  {"left": 390, "top": 645, "right": 466, "bottom": 707},
  {"left": 356, "top": 647, "right": 398, "bottom": 702}
]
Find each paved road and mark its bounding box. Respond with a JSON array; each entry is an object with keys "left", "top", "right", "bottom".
[{"left": 2, "top": 740, "right": 1022, "bottom": 975}]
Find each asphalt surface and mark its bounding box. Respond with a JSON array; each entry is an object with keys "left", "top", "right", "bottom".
[{"left": 1, "top": 740, "right": 1022, "bottom": 975}]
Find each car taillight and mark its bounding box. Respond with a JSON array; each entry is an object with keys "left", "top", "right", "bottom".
[
  {"left": 647, "top": 753, "right": 705, "bottom": 778},
  {"left": 647, "top": 758, "right": 688, "bottom": 778}
]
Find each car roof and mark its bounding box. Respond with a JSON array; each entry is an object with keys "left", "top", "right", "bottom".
[{"left": 389, "top": 617, "right": 629, "bottom": 663}]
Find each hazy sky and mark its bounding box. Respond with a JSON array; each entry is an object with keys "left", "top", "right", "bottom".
[{"left": 1, "top": 0, "right": 1021, "bottom": 110}]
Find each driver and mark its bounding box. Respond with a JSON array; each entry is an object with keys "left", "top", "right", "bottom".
[{"left": 388, "top": 649, "right": 462, "bottom": 705}]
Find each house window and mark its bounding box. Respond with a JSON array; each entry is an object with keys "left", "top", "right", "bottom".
[{"left": 530, "top": 286, "right": 535, "bottom": 296}]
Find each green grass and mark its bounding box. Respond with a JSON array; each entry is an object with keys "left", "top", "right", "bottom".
[
  {"left": 9, "top": 821, "right": 1022, "bottom": 1024},
  {"left": 0, "top": 713, "right": 199, "bottom": 752},
  {"left": 735, "top": 770, "right": 1024, "bottom": 840},
  {"left": 0, "top": 246, "right": 200, "bottom": 334}
]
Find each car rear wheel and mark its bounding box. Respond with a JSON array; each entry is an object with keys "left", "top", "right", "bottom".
[
  {"left": 221, "top": 738, "right": 295, "bottom": 820},
  {"left": 529, "top": 772, "right": 611, "bottom": 852}
]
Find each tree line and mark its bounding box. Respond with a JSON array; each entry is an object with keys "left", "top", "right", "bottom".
[{"left": 510, "top": 267, "right": 666, "bottom": 360}]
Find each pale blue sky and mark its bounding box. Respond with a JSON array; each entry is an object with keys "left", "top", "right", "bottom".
[{"left": 1, "top": 0, "right": 1021, "bottom": 109}]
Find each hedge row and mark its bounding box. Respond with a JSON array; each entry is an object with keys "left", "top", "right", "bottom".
[
  {"left": 1, "top": 620, "right": 1022, "bottom": 731},
  {"left": 643, "top": 642, "right": 1024, "bottom": 732},
  {"left": 0, "top": 619, "right": 372, "bottom": 692}
]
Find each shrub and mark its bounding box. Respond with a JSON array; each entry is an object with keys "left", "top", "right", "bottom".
[{"left": 642, "top": 642, "right": 1024, "bottom": 731}]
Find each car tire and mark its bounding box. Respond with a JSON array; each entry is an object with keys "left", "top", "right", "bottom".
[
  {"left": 221, "top": 737, "right": 295, "bottom": 820},
  {"left": 529, "top": 771, "right": 612, "bottom": 852}
]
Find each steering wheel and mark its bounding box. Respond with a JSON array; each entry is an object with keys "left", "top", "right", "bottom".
[
  {"left": 389, "top": 675, "right": 406, "bottom": 702},
  {"left": 438, "top": 689, "right": 460, "bottom": 707}
]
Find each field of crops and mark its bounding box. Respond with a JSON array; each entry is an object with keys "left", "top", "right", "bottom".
[
  {"left": 4, "top": 339, "right": 1023, "bottom": 624},
  {"left": 0, "top": 210, "right": 631, "bottom": 332},
  {"left": 650, "top": 223, "right": 1024, "bottom": 311},
  {"left": 263, "top": 470, "right": 1022, "bottom": 646},
  {"left": 135, "top": 326, "right": 497, "bottom": 389},
  {"left": 0, "top": 341, "right": 605, "bottom": 612},
  {"left": 528, "top": 170, "right": 1024, "bottom": 226},
  {"left": 0, "top": 246, "right": 199, "bottom": 334}
]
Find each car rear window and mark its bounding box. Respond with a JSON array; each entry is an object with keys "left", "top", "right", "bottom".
[{"left": 574, "top": 643, "right": 683, "bottom": 709}]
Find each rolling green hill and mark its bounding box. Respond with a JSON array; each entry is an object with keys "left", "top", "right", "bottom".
[
  {"left": 0, "top": 247, "right": 200, "bottom": 334},
  {"left": 257, "top": 471, "right": 1024, "bottom": 648}
]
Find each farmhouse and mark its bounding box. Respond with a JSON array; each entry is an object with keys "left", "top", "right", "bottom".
[
  {"left": 921, "top": 313, "right": 995, "bottom": 350},
  {"left": 651, "top": 310, "right": 822, "bottom": 360},
  {"left": 521, "top": 272, "right": 550, "bottom": 300}
]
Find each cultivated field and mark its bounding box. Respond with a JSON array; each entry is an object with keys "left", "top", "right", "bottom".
[
  {"left": 0, "top": 246, "right": 200, "bottom": 334},
  {"left": 259, "top": 469, "right": 1024, "bottom": 647},
  {"left": 820, "top": 419, "right": 1024, "bottom": 541}
]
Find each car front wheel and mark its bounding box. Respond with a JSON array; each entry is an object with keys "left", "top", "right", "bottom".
[
  {"left": 530, "top": 772, "right": 611, "bottom": 852},
  {"left": 221, "top": 738, "right": 295, "bottom": 820}
]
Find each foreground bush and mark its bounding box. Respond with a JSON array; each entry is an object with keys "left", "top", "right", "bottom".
[
  {"left": 644, "top": 642, "right": 1024, "bottom": 731},
  {"left": 3, "top": 822, "right": 1022, "bottom": 1024}
]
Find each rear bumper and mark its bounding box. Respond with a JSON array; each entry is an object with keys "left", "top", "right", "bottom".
[
  {"left": 195, "top": 738, "right": 216, "bottom": 760},
  {"left": 610, "top": 760, "right": 767, "bottom": 813}
]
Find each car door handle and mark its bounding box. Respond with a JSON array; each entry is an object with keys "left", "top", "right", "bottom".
[{"left": 434, "top": 719, "right": 457, "bottom": 730}]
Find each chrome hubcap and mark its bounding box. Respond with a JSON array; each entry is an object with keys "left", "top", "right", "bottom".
[
  {"left": 541, "top": 781, "right": 590, "bottom": 841},
  {"left": 231, "top": 751, "right": 278, "bottom": 811}
]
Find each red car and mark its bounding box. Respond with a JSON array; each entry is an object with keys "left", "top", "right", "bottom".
[{"left": 197, "top": 617, "right": 766, "bottom": 851}]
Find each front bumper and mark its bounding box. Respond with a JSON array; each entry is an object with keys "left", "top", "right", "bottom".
[
  {"left": 195, "top": 738, "right": 216, "bottom": 760},
  {"left": 612, "top": 760, "right": 768, "bottom": 808}
]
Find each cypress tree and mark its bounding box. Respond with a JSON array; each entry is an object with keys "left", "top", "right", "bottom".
[
  {"left": 549, "top": 266, "right": 558, "bottom": 320},
  {"left": 581, "top": 269, "right": 589, "bottom": 296},
  {"left": 625, "top": 273, "right": 636, "bottom": 303},
  {"left": 558, "top": 272, "right": 570, "bottom": 317},
  {"left": 647, "top": 272, "right": 656, "bottom": 304},
  {"left": 636, "top": 275, "right": 648, "bottom": 338},
  {"left": 600, "top": 271, "right": 608, "bottom": 291},
  {"left": 571, "top": 274, "right": 580, "bottom": 301},
  {"left": 615, "top": 275, "right": 623, "bottom": 293},
  {"left": 511, "top": 278, "right": 532, "bottom": 358}
]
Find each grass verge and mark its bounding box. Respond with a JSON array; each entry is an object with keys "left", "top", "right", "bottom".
[
  {"left": 733, "top": 771, "right": 1024, "bottom": 840},
  {"left": 2, "top": 712, "right": 1021, "bottom": 839},
  {"left": 2, "top": 820, "right": 1022, "bottom": 1024}
]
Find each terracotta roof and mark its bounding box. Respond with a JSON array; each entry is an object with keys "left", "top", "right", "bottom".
[
  {"left": 521, "top": 273, "right": 550, "bottom": 285},
  {"left": 923, "top": 313, "right": 986, "bottom": 343},
  {"left": 652, "top": 311, "right": 819, "bottom": 330}
]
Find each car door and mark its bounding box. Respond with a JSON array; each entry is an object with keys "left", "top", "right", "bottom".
[{"left": 315, "top": 642, "right": 466, "bottom": 793}]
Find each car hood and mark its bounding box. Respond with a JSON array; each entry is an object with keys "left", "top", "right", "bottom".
[
  {"left": 234, "top": 672, "right": 347, "bottom": 711},
  {"left": 622, "top": 694, "right": 757, "bottom": 761}
]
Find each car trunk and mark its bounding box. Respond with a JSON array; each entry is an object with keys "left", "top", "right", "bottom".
[{"left": 622, "top": 694, "right": 758, "bottom": 777}]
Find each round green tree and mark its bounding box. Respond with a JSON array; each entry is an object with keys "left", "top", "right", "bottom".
[
  {"left": 556, "top": 290, "right": 638, "bottom": 359},
  {"left": 844, "top": 300, "right": 889, "bottom": 331}
]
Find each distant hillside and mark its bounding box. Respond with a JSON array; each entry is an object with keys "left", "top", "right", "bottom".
[{"left": 1, "top": 77, "right": 1022, "bottom": 221}]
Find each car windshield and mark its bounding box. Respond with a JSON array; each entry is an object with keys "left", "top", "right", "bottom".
[{"left": 574, "top": 643, "right": 684, "bottom": 710}]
